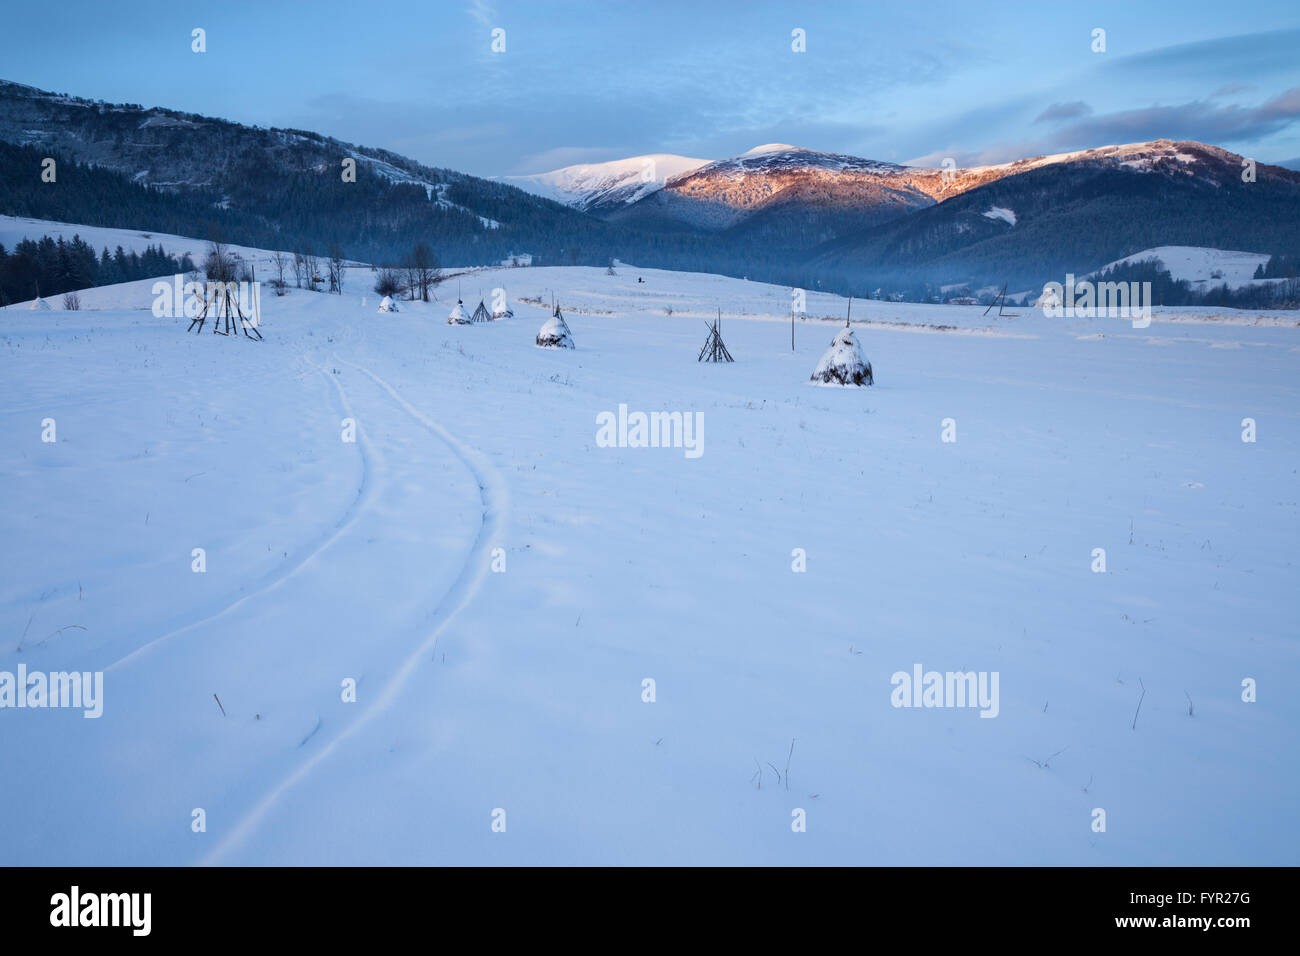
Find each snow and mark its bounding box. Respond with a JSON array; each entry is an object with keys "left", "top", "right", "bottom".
[
  {"left": 810, "top": 326, "right": 873, "bottom": 386},
  {"left": 1035, "top": 286, "right": 1063, "bottom": 308},
  {"left": 929, "top": 139, "right": 1215, "bottom": 179},
  {"left": 983, "top": 206, "right": 1017, "bottom": 226},
  {"left": 377, "top": 296, "right": 397, "bottom": 313},
  {"left": 500, "top": 154, "right": 710, "bottom": 210},
  {"left": 535, "top": 308, "right": 574, "bottom": 348},
  {"left": 743, "top": 143, "right": 801, "bottom": 156},
  {"left": 2, "top": 231, "right": 1299, "bottom": 865},
  {"left": 0, "top": 215, "right": 284, "bottom": 276},
  {"left": 138, "top": 113, "right": 200, "bottom": 130},
  {"left": 1089, "top": 246, "right": 1274, "bottom": 289}
]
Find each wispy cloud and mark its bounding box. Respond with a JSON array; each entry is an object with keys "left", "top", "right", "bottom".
[
  {"left": 1112, "top": 29, "right": 1300, "bottom": 83},
  {"left": 1034, "top": 102, "right": 1092, "bottom": 124},
  {"left": 907, "top": 87, "right": 1300, "bottom": 168},
  {"left": 467, "top": 0, "right": 495, "bottom": 26},
  {"left": 1048, "top": 87, "right": 1300, "bottom": 149},
  {"left": 1211, "top": 82, "right": 1255, "bottom": 98}
]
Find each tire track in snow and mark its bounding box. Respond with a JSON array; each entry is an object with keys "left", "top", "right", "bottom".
[
  {"left": 105, "top": 357, "right": 376, "bottom": 672},
  {"left": 202, "top": 355, "right": 508, "bottom": 865}
]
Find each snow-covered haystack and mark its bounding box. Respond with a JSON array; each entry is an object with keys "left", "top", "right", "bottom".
[
  {"left": 536, "top": 305, "right": 574, "bottom": 349},
  {"left": 447, "top": 299, "right": 470, "bottom": 325},
  {"left": 377, "top": 295, "right": 398, "bottom": 313},
  {"left": 492, "top": 299, "right": 513, "bottom": 320},
  {"left": 1034, "top": 285, "right": 1062, "bottom": 309},
  {"left": 30, "top": 297, "right": 51, "bottom": 311},
  {"left": 810, "top": 327, "right": 872, "bottom": 386}
]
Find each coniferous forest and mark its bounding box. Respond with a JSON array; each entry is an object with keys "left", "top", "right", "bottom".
[{"left": 0, "top": 229, "right": 194, "bottom": 306}]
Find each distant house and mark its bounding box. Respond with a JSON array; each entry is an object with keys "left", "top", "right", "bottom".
[
  {"left": 502, "top": 253, "right": 533, "bottom": 267},
  {"left": 946, "top": 296, "right": 979, "bottom": 305}
]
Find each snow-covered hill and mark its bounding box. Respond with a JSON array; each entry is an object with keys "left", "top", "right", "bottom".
[
  {"left": 0, "top": 215, "right": 284, "bottom": 273},
  {"left": 499, "top": 153, "right": 710, "bottom": 212},
  {"left": 2, "top": 217, "right": 1298, "bottom": 865},
  {"left": 613, "top": 138, "right": 1300, "bottom": 236},
  {"left": 1088, "top": 246, "right": 1274, "bottom": 289}
]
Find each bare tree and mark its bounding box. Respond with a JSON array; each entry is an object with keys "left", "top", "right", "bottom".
[
  {"left": 327, "top": 243, "right": 346, "bottom": 294},
  {"left": 271, "top": 252, "right": 290, "bottom": 295},
  {"left": 291, "top": 248, "right": 305, "bottom": 288},
  {"left": 302, "top": 245, "right": 321, "bottom": 291},
  {"left": 402, "top": 252, "right": 418, "bottom": 301},
  {"left": 204, "top": 238, "right": 237, "bottom": 282},
  {"left": 374, "top": 268, "right": 405, "bottom": 298},
  {"left": 62, "top": 291, "right": 81, "bottom": 310},
  {"left": 411, "top": 241, "right": 439, "bottom": 301}
]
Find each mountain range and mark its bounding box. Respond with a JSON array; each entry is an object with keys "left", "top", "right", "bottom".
[{"left": 2, "top": 78, "right": 1298, "bottom": 298}]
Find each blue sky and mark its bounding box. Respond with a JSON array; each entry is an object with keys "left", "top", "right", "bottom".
[{"left": 3, "top": 0, "right": 1299, "bottom": 175}]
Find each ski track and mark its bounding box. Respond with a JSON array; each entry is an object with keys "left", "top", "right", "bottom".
[
  {"left": 103, "top": 355, "right": 375, "bottom": 673},
  {"left": 202, "top": 353, "right": 508, "bottom": 865}
]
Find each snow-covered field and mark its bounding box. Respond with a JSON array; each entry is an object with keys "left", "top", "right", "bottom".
[{"left": 2, "top": 244, "right": 1298, "bottom": 865}]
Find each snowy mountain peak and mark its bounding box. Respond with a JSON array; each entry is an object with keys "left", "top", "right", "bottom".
[
  {"left": 499, "top": 153, "right": 710, "bottom": 212},
  {"left": 690, "top": 145, "right": 907, "bottom": 177},
  {"left": 743, "top": 143, "right": 803, "bottom": 156}
]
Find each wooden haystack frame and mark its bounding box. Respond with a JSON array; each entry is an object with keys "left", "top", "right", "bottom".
[
  {"left": 470, "top": 298, "right": 492, "bottom": 323},
  {"left": 448, "top": 281, "right": 470, "bottom": 324},
  {"left": 983, "top": 282, "right": 1021, "bottom": 317},
  {"left": 536, "top": 302, "right": 575, "bottom": 349},
  {"left": 187, "top": 281, "right": 262, "bottom": 340},
  {"left": 698, "top": 309, "right": 734, "bottom": 363}
]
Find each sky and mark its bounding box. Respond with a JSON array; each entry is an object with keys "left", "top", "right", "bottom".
[{"left": 2, "top": 0, "right": 1299, "bottom": 176}]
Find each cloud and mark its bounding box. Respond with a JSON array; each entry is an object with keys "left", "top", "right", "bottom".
[
  {"left": 916, "top": 87, "right": 1300, "bottom": 167},
  {"left": 467, "top": 0, "right": 495, "bottom": 26},
  {"left": 1049, "top": 87, "right": 1300, "bottom": 148},
  {"left": 1113, "top": 29, "right": 1300, "bottom": 83},
  {"left": 1211, "top": 82, "right": 1255, "bottom": 98},
  {"left": 1033, "top": 101, "right": 1092, "bottom": 124}
]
